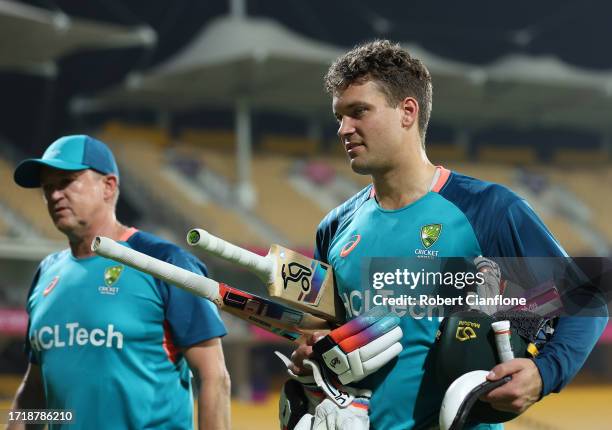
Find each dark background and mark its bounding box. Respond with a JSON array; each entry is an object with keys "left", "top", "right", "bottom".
[{"left": 2, "top": 0, "right": 610, "bottom": 155}]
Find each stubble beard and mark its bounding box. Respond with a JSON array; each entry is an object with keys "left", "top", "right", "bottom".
[{"left": 350, "top": 159, "right": 372, "bottom": 176}]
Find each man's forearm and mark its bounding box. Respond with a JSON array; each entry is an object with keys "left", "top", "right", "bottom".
[
  {"left": 197, "top": 374, "right": 231, "bottom": 430},
  {"left": 535, "top": 315, "right": 608, "bottom": 395}
]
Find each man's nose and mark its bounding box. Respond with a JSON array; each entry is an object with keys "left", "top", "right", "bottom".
[
  {"left": 337, "top": 117, "right": 356, "bottom": 138},
  {"left": 45, "top": 188, "right": 63, "bottom": 202}
]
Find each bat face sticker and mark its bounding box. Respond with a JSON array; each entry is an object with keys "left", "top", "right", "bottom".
[{"left": 281, "top": 262, "right": 312, "bottom": 292}]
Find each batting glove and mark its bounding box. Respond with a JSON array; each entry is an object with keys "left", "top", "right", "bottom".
[
  {"left": 309, "top": 395, "right": 370, "bottom": 430},
  {"left": 277, "top": 353, "right": 371, "bottom": 430},
  {"left": 312, "top": 306, "right": 403, "bottom": 385}
]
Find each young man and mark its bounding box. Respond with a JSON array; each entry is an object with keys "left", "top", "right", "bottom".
[
  {"left": 290, "top": 40, "right": 608, "bottom": 429},
  {"left": 9, "top": 135, "right": 231, "bottom": 429}
]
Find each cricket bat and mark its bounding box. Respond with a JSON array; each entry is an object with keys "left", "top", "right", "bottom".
[
  {"left": 186, "top": 228, "right": 343, "bottom": 324},
  {"left": 91, "top": 236, "right": 333, "bottom": 342}
]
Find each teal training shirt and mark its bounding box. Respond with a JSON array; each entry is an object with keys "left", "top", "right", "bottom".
[
  {"left": 25, "top": 229, "right": 226, "bottom": 429},
  {"left": 315, "top": 168, "right": 607, "bottom": 430}
]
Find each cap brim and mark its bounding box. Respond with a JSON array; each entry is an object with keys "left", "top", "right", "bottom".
[{"left": 13, "top": 158, "right": 89, "bottom": 188}]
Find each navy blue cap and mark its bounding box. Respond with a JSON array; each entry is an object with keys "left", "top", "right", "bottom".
[{"left": 14, "top": 135, "right": 119, "bottom": 188}]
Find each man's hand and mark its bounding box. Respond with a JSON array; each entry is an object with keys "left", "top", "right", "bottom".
[
  {"left": 290, "top": 332, "right": 326, "bottom": 376},
  {"left": 311, "top": 307, "right": 403, "bottom": 385},
  {"left": 482, "top": 358, "right": 542, "bottom": 414}
]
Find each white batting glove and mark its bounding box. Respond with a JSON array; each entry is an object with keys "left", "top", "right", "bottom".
[
  {"left": 277, "top": 353, "right": 371, "bottom": 430},
  {"left": 279, "top": 378, "right": 324, "bottom": 430},
  {"left": 312, "top": 306, "right": 403, "bottom": 385},
  {"left": 310, "top": 396, "right": 370, "bottom": 430}
]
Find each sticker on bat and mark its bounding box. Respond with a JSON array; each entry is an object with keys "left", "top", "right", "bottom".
[{"left": 281, "top": 260, "right": 329, "bottom": 306}]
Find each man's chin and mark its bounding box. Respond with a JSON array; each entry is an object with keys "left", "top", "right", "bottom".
[
  {"left": 350, "top": 159, "right": 372, "bottom": 175},
  {"left": 53, "top": 218, "right": 76, "bottom": 235}
]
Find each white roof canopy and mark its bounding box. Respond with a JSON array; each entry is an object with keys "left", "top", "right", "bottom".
[
  {"left": 404, "top": 43, "right": 612, "bottom": 132},
  {"left": 0, "top": 0, "right": 155, "bottom": 76},
  {"left": 73, "top": 15, "right": 343, "bottom": 115},
  {"left": 72, "top": 16, "right": 612, "bottom": 133}
]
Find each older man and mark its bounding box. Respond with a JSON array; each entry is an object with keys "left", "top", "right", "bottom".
[{"left": 9, "top": 135, "right": 231, "bottom": 429}]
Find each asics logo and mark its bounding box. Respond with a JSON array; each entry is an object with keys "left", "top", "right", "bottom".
[
  {"left": 43, "top": 276, "right": 59, "bottom": 297},
  {"left": 340, "top": 234, "right": 361, "bottom": 258}
]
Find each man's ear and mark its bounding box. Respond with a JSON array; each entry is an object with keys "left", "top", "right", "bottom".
[
  {"left": 400, "top": 97, "right": 419, "bottom": 129},
  {"left": 102, "top": 175, "right": 119, "bottom": 202}
]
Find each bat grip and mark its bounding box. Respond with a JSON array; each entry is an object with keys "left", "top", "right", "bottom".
[
  {"left": 91, "top": 236, "right": 222, "bottom": 305},
  {"left": 186, "top": 228, "right": 272, "bottom": 280}
]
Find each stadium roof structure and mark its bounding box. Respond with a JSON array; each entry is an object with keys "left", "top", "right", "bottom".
[
  {"left": 73, "top": 14, "right": 612, "bottom": 134},
  {"left": 411, "top": 44, "right": 612, "bottom": 133},
  {"left": 72, "top": 14, "right": 346, "bottom": 207},
  {"left": 70, "top": 13, "right": 612, "bottom": 207},
  {"left": 72, "top": 15, "right": 343, "bottom": 115},
  {"left": 0, "top": 0, "right": 155, "bottom": 76}
]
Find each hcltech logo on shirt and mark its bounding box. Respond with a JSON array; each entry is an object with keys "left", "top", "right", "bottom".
[{"left": 30, "top": 323, "right": 124, "bottom": 351}]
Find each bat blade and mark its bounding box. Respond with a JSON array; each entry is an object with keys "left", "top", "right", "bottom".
[
  {"left": 186, "top": 228, "right": 342, "bottom": 323},
  {"left": 92, "top": 236, "right": 332, "bottom": 342}
]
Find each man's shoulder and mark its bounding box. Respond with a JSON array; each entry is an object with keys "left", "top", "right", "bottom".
[
  {"left": 318, "top": 184, "right": 373, "bottom": 232},
  {"left": 441, "top": 171, "right": 522, "bottom": 211},
  {"left": 40, "top": 249, "right": 71, "bottom": 272}
]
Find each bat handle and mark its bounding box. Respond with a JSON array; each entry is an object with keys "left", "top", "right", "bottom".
[
  {"left": 92, "top": 236, "right": 222, "bottom": 305},
  {"left": 186, "top": 228, "right": 273, "bottom": 280}
]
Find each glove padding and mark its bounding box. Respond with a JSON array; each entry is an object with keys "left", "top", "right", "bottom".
[
  {"left": 276, "top": 351, "right": 357, "bottom": 408},
  {"left": 280, "top": 379, "right": 325, "bottom": 430},
  {"left": 308, "top": 397, "right": 370, "bottom": 430},
  {"left": 312, "top": 306, "right": 403, "bottom": 385},
  {"left": 277, "top": 354, "right": 371, "bottom": 430}
]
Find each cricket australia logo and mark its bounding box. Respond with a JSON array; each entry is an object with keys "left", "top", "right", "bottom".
[
  {"left": 420, "top": 224, "right": 442, "bottom": 248},
  {"left": 99, "top": 265, "right": 123, "bottom": 295},
  {"left": 415, "top": 224, "right": 442, "bottom": 258}
]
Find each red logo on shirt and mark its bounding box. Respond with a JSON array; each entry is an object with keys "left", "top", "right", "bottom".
[
  {"left": 340, "top": 234, "right": 361, "bottom": 258},
  {"left": 43, "top": 276, "right": 60, "bottom": 297}
]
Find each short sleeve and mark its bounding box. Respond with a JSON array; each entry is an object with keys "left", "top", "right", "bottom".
[
  {"left": 24, "top": 266, "right": 42, "bottom": 364},
  {"left": 161, "top": 250, "right": 227, "bottom": 348}
]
